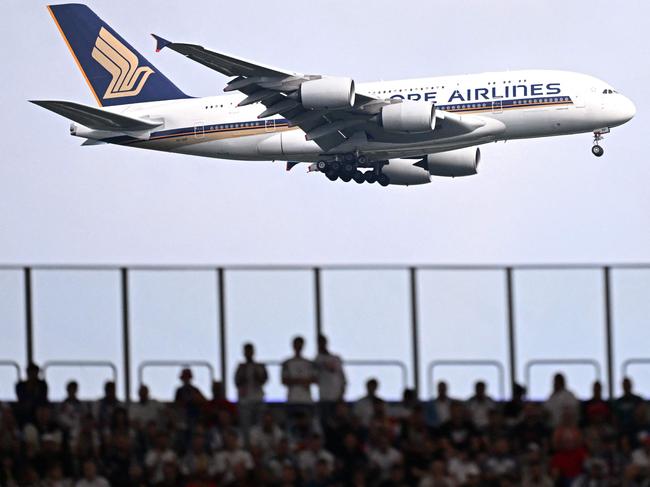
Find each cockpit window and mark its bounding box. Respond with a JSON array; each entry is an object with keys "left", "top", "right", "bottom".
[{"left": 602, "top": 88, "right": 618, "bottom": 94}]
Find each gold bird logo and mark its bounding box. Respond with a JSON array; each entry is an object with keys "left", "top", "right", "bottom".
[{"left": 91, "top": 27, "right": 154, "bottom": 99}]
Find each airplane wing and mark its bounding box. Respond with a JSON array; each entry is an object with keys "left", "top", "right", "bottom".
[
  {"left": 151, "top": 35, "right": 408, "bottom": 151},
  {"left": 152, "top": 35, "right": 493, "bottom": 152},
  {"left": 30, "top": 100, "right": 162, "bottom": 132}
]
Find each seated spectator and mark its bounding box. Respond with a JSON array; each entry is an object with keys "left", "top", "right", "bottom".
[
  {"left": 314, "top": 335, "right": 346, "bottom": 403},
  {"left": 184, "top": 456, "right": 216, "bottom": 487},
  {"left": 631, "top": 432, "right": 650, "bottom": 474},
  {"left": 447, "top": 449, "right": 481, "bottom": 485},
  {"left": 69, "top": 413, "right": 101, "bottom": 461},
  {"left": 296, "top": 433, "right": 335, "bottom": 482},
  {"left": 615, "top": 377, "right": 644, "bottom": 434},
  {"left": 368, "top": 431, "right": 402, "bottom": 482},
  {"left": 104, "top": 431, "right": 136, "bottom": 487},
  {"left": 23, "top": 404, "right": 64, "bottom": 452},
  {"left": 43, "top": 462, "right": 73, "bottom": 487},
  {"left": 281, "top": 336, "right": 316, "bottom": 404},
  {"left": 249, "top": 410, "right": 284, "bottom": 457},
  {"left": 15, "top": 362, "right": 48, "bottom": 426},
  {"left": 438, "top": 401, "right": 476, "bottom": 451},
  {"left": 583, "top": 381, "right": 611, "bottom": 426},
  {"left": 93, "top": 381, "right": 121, "bottom": 430},
  {"left": 550, "top": 419, "right": 588, "bottom": 486},
  {"left": 130, "top": 385, "right": 163, "bottom": 429},
  {"left": 425, "top": 381, "right": 453, "bottom": 427},
  {"left": 418, "top": 460, "right": 454, "bottom": 487},
  {"left": 203, "top": 381, "right": 237, "bottom": 430},
  {"left": 145, "top": 431, "right": 178, "bottom": 484},
  {"left": 521, "top": 461, "right": 553, "bottom": 487},
  {"left": 466, "top": 380, "right": 496, "bottom": 430},
  {"left": 338, "top": 432, "right": 368, "bottom": 480},
  {"left": 75, "top": 459, "right": 109, "bottom": 487},
  {"left": 545, "top": 373, "right": 580, "bottom": 428},
  {"left": 212, "top": 429, "right": 254, "bottom": 484},
  {"left": 306, "top": 458, "right": 338, "bottom": 487},
  {"left": 484, "top": 437, "right": 518, "bottom": 481},
  {"left": 390, "top": 388, "right": 418, "bottom": 421},
  {"left": 354, "top": 378, "right": 383, "bottom": 427},
  {"left": 0, "top": 405, "right": 20, "bottom": 458},
  {"left": 174, "top": 368, "right": 206, "bottom": 426},
  {"left": 570, "top": 457, "right": 610, "bottom": 487},
  {"left": 266, "top": 437, "right": 297, "bottom": 481},
  {"left": 180, "top": 425, "right": 212, "bottom": 478},
  {"left": 58, "top": 380, "right": 85, "bottom": 434}
]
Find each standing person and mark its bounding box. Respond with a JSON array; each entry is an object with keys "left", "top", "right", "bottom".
[
  {"left": 466, "top": 380, "right": 496, "bottom": 430},
  {"left": 174, "top": 368, "right": 206, "bottom": 427},
  {"left": 129, "top": 385, "right": 163, "bottom": 429},
  {"left": 544, "top": 373, "right": 580, "bottom": 428},
  {"left": 353, "top": 378, "right": 383, "bottom": 427},
  {"left": 235, "top": 342, "right": 268, "bottom": 438},
  {"left": 15, "top": 363, "right": 48, "bottom": 426},
  {"left": 281, "top": 336, "right": 316, "bottom": 404},
  {"left": 314, "top": 335, "right": 346, "bottom": 409}
]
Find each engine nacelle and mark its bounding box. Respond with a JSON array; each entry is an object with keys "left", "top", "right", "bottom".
[
  {"left": 425, "top": 147, "right": 481, "bottom": 177},
  {"left": 382, "top": 159, "right": 431, "bottom": 186},
  {"left": 300, "top": 77, "right": 355, "bottom": 110},
  {"left": 379, "top": 101, "right": 436, "bottom": 133}
]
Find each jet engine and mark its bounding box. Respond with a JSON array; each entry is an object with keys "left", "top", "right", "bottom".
[
  {"left": 382, "top": 159, "right": 431, "bottom": 186},
  {"left": 379, "top": 101, "right": 435, "bottom": 133},
  {"left": 300, "top": 77, "right": 356, "bottom": 109},
  {"left": 425, "top": 147, "right": 480, "bottom": 177}
]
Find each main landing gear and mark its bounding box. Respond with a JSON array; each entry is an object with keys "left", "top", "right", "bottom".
[
  {"left": 318, "top": 154, "right": 390, "bottom": 186},
  {"left": 591, "top": 129, "right": 609, "bottom": 157}
]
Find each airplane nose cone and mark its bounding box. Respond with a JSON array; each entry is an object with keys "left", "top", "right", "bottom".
[{"left": 619, "top": 96, "right": 636, "bottom": 123}]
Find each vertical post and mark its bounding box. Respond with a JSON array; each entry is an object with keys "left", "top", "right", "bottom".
[
  {"left": 217, "top": 268, "right": 227, "bottom": 396},
  {"left": 409, "top": 268, "right": 420, "bottom": 397},
  {"left": 603, "top": 267, "right": 614, "bottom": 399},
  {"left": 506, "top": 268, "right": 517, "bottom": 398},
  {"left": 24, "top": 268, "right": 34, "bottom": 367},
  {"left": 120, "top": 268, "right": 131, "bottom": 404},
  {"left": 313, "top": 268, "right": 323, "bottom": 339}
]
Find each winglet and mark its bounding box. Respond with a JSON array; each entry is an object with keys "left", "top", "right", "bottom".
[{"left": 151, "top": 34, "right": 172, "bottom": 52}]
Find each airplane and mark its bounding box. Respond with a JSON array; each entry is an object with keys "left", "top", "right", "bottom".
[{"left": 33, "top": 4, "right": 636, "bottom": 187}]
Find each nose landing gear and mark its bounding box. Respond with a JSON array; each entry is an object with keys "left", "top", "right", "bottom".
[{"left": 591, "top": 129, "right": 609, "bottom": 157}]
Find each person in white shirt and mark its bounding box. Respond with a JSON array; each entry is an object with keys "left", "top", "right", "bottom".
[
  {"left": 368, "top": 433, "right": 403, "bottom": 481},
  {"left": 211, "top": 429, "right": 254, "bottom": 484},
  {"left": 466, "top": 381, "right": 496, "bottom": 430},
  {"left": 296, "top": 433, "right": 335, "bottom": 481},
  {"left": 75, "top": 459, "right": 109, "bottom": 487},
  {"left": 129, "top": 385, "right": 163, "bottom": 429},
  {"left": 314, "top": 335, "right": 346, "bottom": 403},
  {"left": 249, "top": 410, "right": 285, "bottom": 457},
  {"left": 544, "top": 373, "right": 580, "bottom": 428},
  {"left": 281, "top": 336, "right": 316, "bottom": 404},
  {"left": 353, "top": 378, "right": 383, "bottom": 427},
  {"left": 144, "top": 431, "right": 177, "bottom": 484}
]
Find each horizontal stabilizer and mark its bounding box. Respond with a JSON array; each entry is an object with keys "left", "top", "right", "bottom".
[{"left": 30, "top": 100, "right": 162, "bottom": 132}]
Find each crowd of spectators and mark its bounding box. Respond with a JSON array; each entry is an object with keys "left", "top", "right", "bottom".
[{"left": 2, "top": 335, "right": 650, "bottom": 487}]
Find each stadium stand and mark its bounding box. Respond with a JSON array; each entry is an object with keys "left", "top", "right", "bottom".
[{"left": 2, "top": 356, "right": 649, "bottom": 487}]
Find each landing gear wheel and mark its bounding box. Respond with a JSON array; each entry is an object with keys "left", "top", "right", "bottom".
[
  {"left": 591, "top": 145, "right": 604, "bottom": 157},
  {"left": 331, "top": 162, "right": 340, "bottom": 172},
  {"left": 357, "top": 154, "right": 368, "bottom": 165},
  {"left": 316, "top": 160, "right": 328, "bottom": 172},
  {"left": 364, "top": 172, "right": 377, "bottom": 184},
  {"left": 378, "top": 174, "right": 390, "bottom": 187},
  {"left": 340, "top": 174, "right": 352, "bottom": 182},
  {"left": 343, "top": 163, "right": 355, "bottom": 174},
  {"left": 326, "top": 171, "right": 338, "bottom": 181},
  {"left": 353, "top": 171, "right": 365, "bottom": 184}
]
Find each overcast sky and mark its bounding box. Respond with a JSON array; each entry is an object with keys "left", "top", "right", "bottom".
[{"left": 1, "top": 1, "right": 649, "bottom": 402}]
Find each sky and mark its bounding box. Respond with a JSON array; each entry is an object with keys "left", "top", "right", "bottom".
[{"left": 0, "top": 1, "right": 649, "bottom": 402}]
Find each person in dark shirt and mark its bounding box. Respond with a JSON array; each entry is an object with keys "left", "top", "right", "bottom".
[
  {"left": 174, "top": 368, "right": 206, "bottom": 426},
  {"left": 438, "top": 401, "right": 476, "bottom": 451},
  {"left": 614, "top": 377, "right": 644, "bottom": 435},
  {"left": 15, "top": 363, "right": 48, "bottom": 426}
]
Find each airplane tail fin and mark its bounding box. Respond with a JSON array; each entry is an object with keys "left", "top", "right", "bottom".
[{"left": 47, "top": 3, "right": 189, "bottom": 107}]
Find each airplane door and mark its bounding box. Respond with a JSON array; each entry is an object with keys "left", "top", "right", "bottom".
[
  {"left": 265, "top": 119, "right": 276, "bottom": 132},
  {"left": 194, "top": 122, "right": 205, "bottom": 138},
  {"left": 492, "top": 100, "right": 503, "bottom": 114}
]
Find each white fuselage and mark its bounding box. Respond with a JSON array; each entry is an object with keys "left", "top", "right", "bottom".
[{"left": 77, "top": 70, "right": 636, "bottom": 163}]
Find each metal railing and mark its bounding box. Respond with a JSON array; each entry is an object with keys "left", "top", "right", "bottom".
[
  {"left": 42, "top": 360, "right": 118, "bottom": 383},
  {"left": 0, "top": 360, "right": 21, "bottom": 382},
  {"left": 427, "top": 360, "right": 506, "bottom": 399},
  {"left": 622, "top": 358, "right": 650, "bottom": 380},
  {"left": 524, "top": 359, "right": 602, "bottom": 393},
  {"left": 138, "top": 360, "right": 216, "bottom": 388}
]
